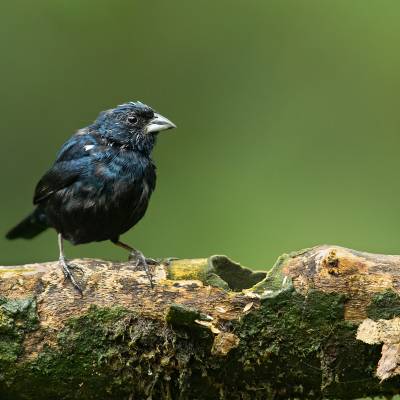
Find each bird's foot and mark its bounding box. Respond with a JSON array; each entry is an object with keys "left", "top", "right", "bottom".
[
  {"left": 129, "top": 256, "right": 179, "bottom": 266},
  {"left": 128, "top": 250, "right": 155, "bottom": 289},
  {"left": 139, "top": 257, "right": 177, "bottom": 266},
  {"left": 59, "top": 257, "right": 83, "bottom": 296}
]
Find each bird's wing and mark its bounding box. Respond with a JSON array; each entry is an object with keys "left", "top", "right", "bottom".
[
  {"left": 33, "top": 135, "right": 95, "bottom": 204},
  {"left": 33, "top": 162, "right": 82, "bottom": 204}
]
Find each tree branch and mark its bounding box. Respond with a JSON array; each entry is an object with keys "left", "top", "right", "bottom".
[{"left": 1, "top": 245, "right": 400, "bottom": 399}]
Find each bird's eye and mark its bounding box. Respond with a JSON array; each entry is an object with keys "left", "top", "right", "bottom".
[{"left": 127, "top": 116, "right": 138, "bottom": 124}]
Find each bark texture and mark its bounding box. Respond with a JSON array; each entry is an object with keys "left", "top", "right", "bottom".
[{"left": 1, "top": 245, "right": 400, "bottom": 399}]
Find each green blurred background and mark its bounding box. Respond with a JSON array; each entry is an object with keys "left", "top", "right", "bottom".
[{"left": 1, "top": 0, "right": 400, "bottom": 270}]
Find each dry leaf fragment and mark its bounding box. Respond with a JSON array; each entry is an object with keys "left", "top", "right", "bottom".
[
  {"left": 357, "top": 318, "right": 400, "bottom": 381},
  {"left": 194, "top": 319, "right": 212, "bottom": 328},
  {"left": 243, "top": 302, "right": 254, "bottom": 313},
  {"left": 210, "top": 325, "right": 221, "bottom": 334},
  {"left": 377, "top": 343, "right": 400, "bottom": 381},
  {"left": 194, "top": 320, "right": 221, "bottom": 334}
]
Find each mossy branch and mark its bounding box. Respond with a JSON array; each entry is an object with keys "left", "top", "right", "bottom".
[{"left": 2, "top": 245, "right": 400, "bottom": 399}]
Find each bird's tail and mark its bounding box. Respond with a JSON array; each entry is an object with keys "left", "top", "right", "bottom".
[{"left": 6, "top": 208, "right": 48, "bottom": 240}]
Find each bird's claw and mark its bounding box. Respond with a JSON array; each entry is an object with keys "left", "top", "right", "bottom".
[
  {"left": 129, "top": 250, "right": 154, "bottom": 289},
  {"left": 128, "top": 253, "right": 158, "bottom": 265},
  {"left": 127, "top": 252, "right": 179, "bottom": 287},
  {"left": 59, "top": 257, "right": 83, "bottom": 296},
  {"left": 130, "top": 256, "right": 178, "bottom": 266},
  {"left": 66, "top": 263, "right": 84, "bottom": 273}
]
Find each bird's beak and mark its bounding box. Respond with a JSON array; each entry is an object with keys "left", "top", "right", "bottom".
[{"left": 145, "top": 113, "right": 176, "bottom": 134}]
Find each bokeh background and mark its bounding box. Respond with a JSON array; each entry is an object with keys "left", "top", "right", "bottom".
[{"left": 2, "top": 0, "right": 400, "bottom": 270}]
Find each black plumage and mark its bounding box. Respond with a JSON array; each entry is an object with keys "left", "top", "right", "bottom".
[{"left": 6, "top": 101, "right": 176, "bottom": 292}]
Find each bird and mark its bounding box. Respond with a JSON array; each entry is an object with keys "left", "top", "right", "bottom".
[{"left": 6, "top": 101, "right": 176, "bottom": 294}]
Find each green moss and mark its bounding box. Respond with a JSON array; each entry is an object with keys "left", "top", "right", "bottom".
[
  {"left": 367, "top": 290, "right": 400, "bottom": 320},
  {"left": 233, "top": 288, "right": 386, "bottom": 399},
  {"left": 166, "top": 256, "right": 266, "bottom": 291},
  {"left": 165, "top": 303, "right": 214, "bottom": 343},
  {"left": 204, "top": 272, "right": 230, "bottom": 290},
  {"left": 0, "top": 296, "right": 38, "bottom": 328},
  {"left": 0, "top": 296, "right": 38, "bottom": 373},
  {"left": 166, "top": 303, "right": 201, "bottom": 327},
  {"left": 2, "top": 306, "right": 143, "bottom": 399},
  {"left": 1, "top": 305, "right": 217, "bottom": 400},
  {"left": 0, "top": 310, "right": 14, "bottom": 335},
  {"left": 248, "top": 248, "right": 316, "bottom": 296},
  {"left": 207, "top": 255, "right": 266, "bottom": 291},
  {"left": 250, "top": 252, "right": 293, "bottom": 295}
]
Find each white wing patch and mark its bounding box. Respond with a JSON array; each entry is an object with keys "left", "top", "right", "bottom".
[{"left": 84, "top": 145, "right": 95, "bottom": 151}]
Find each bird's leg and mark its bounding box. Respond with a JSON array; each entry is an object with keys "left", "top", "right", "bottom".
[
  {"left": 58, "top": 233, "right": 83, "bottom": 296},
  {"left": 112, "top": 240, "right": 155, "bottom": 288},
  {"left": 113, "top": 241, "right": 179, "bottom": 266}
]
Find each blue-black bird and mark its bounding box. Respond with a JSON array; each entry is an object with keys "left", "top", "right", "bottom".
[{"left": 6, "top": 101, "right": 176, "bottom": 293}]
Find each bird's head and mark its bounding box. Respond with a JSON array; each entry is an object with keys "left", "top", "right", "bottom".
[{"left": 92, "top": 101, "right": 176, "bottom": 154}]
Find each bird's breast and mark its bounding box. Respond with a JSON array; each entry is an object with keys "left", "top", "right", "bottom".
[{"left": 80, "top": 150, "right": 155, "bottom": 206}]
